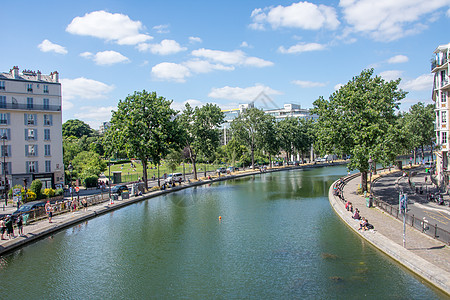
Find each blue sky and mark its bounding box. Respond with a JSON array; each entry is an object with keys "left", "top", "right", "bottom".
[{"left": 2, "top": 0, "right": 450, "bottom": 129}]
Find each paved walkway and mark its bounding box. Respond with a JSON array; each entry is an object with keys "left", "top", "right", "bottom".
[{"left": 329, "top": 169, "right": 450, "bottom": 296}]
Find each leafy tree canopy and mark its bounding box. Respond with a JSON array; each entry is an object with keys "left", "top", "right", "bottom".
[{"left": 62, "top": 119, "right": 94, "bottom": 138}]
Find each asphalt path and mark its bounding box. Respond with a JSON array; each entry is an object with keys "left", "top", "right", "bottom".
[{"left": 372, "top": 168, "right": 450, "bottom": 233}]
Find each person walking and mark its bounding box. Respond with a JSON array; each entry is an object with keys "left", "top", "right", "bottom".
[
  {"left": 45, "top": 201, "right": 53, "bottom": 223},
  {"left": 5, "top": 215, "right": 14, "bottom": 239},
  {"left": 0, "top": 217, "right": 6, "bottom": 240},
  {"left": 16, "top": 214, "right": 23, "bottom": 236}
]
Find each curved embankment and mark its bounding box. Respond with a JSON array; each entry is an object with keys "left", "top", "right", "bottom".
[
  {"left": 0, "top": 161, "right": 346, "bottom": 256},
  {"left": 328, "top": 174, "right": 450, "bottom": 296}
]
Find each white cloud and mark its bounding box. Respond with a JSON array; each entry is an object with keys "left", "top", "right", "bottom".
[
  {"left": 292, "top": 80, "right": 327, "bottom": 88},
  {"left": 189, "top": 36, "right": 202, "bottom": 43},
  {"left": 334, "top": 83, "right": 344, "bottom": 90},
  {"left": 137, "top": 39, "right": 187, "bottom": 55},
  {"left": 81, "top": 50, "right": 130, "bottom": 65},
  {"left": 208, "top": 84, "right": 282, "bottom": 101},
  {"left": 66, "top": 10, "right": 153, "bottom": 45},
  {"left": 379, "top": 70, "right": 403, "bottom": 81},
  {"left": 340, "top": 0, "right": 450, "bottom": 41},
  {"left": 171, "top": 99, "right": 204, "bottom": 111},
  {"left": 240, "top": 41, "right": 250, "bottom": 48},
  {"left": 192, "top": 48, "right": 273, "bottom": 67},
  {"left": 183, "top": 59, "right": 234, "bottom": 73},
  {"left": 61, "top": 77, "right": 115, "bottom": 100},
  {"left": 151, "top": 62, "right": 191, "bottom": 82},
  {"left": 153, "top": 24, "right": 169, "bottom": 34},
  {"left": 38, "top": 39, "right": 68, "bottom": 54},
  {"left": 74, "top": 106, "right": 115, "bottom": 127},
  {"left": 278, "top": 42, "right": 326, "bottom": 54},
  {"left": 447, "top": 7, "right": 450, "bottom": 17},
  {"left": 250, "top": 1, "right": 339, "bottom": 30},
  {"left": 387, "top": 55, "right": 409, "bottom": 64},
  {"left": 401, "top": 74, "right": 434, "bottom": 91}
]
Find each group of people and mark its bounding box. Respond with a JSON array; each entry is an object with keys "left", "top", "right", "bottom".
[
  {"left": 0, "top": 214, "right": 24, "bottom": 240},
  {"left": 344, "top": 200, "right": 374, "bottom": 231}
]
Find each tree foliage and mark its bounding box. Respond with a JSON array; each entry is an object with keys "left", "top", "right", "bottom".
[
  {"left": 179, "top": 103, "right": 224, "bottom": 179},
  {"left": 104, "top": 90, "right": 179, "bottom": 188},
  {"left": 62, "top": 119, "right": 93, "bottom": 138},
  {"left": 312, "top": 69, "right": 407, "bottom": 190},
  {"left": 72, "top": 151, "right": 107, "bottom": 180}
]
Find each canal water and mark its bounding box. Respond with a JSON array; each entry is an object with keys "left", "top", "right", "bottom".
[{"left": 0, "top": 166, "right": 445, "bottom": 299}]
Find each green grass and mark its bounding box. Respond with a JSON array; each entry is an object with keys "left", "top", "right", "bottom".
[{"left": 105, "top": 161, "right": 228, "bottom": 183}]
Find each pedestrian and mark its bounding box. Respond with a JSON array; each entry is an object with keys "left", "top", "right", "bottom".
[
  {"left": 45, "top": 201, "right": 53, "bottom": 223},
  {"left": 0, "top": 217, "right": 6, "bottom": 240},
  {"left": 425, "top": 176, "right": 428, "bottom": 184},
  {"left": 16, "top": 214, "right": 23, "bottom": 236},
  {"left": 5, "top": 215, "right": 14, "bottom": 239},
  {"left": 75, "top": 186, "right": 80, "bottom": 200},
  {"left": 82, "top": 198, "right": 88, "bottom": 211}
]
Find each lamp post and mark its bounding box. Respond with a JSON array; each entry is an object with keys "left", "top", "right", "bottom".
[
  {"left": 1, "top": 134, "right": 7, "bottom": 206},
  {"left": 68, "top": 163, "right": 73, "bottom": 201},
  {"left": 23, "top": 178, "right": 27, "bottom": 205},
  {"left": 108, "top": 159, "right": 111, "bottom": 198}
]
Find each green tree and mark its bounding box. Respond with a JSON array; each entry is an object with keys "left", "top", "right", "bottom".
[
  {"left": 63, "top": 136, "right": 82, "bottom": 167},
  {"left": 30, "top": 179, "right": 43, "bottom": 200},
  {"left": 401, "top": 102, "right": 435, "bottom": 162},
  {"left": 225, "top": 138, "right": 246, "bottom": 166},
  {"left": 62, "top": 119, "right": 93, "bottom": 138},
  {"left": 259, "top": 114, "right": 279, "bottom": 167},
  {"left": 312, "top": 69, "right": 407, "bottom": 191},
  {"left": 104, "top": 90, "right": 179, "bottom": 189},
  {"left": 180, "top": 103, "right": 224, "bottom": 179},
  {"left": 166, "top": 149, "right": 183, "bottom": 173},
  {"left": 72, "top": 151, "right": 107, "bottom": 181},
  {"left": 230, "top": 108, "right": 267, "bottom": 169}
]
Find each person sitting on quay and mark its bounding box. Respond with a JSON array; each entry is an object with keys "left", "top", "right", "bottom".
[
  {"left": 352, "top": 209, "right": 361, "bottom": 220},
  {"left": 359, "top": 217, "right": 368, "bottom": 230},
  {"left": 345, "top": 201, "right": 353, "bottom": 213},
  {"left": 0, "top": 217, "right": 6, "bottom": 240}
]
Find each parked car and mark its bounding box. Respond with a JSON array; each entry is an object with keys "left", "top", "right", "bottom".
[
  {"left": 227, "top": 166, "right": 239, "bottom": 173},
  {"left": 216, "top": 167, "right": 227, "bottom": 173},
  {"left": 111, "top": 184, "right": 129, "bottom": 195},
  {"left": 165, "top": 173, "right": 183, "bottom": 184},
  {"left": 12, "top": 200, "right": 46, "bottom": 216}
]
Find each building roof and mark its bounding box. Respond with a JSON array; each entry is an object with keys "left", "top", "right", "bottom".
[
  {"left": 0, "top": 67, "right": 59, "bottom": 84},
  {"left": 434, "top": 43, "right": 450, "bottom": 53}
]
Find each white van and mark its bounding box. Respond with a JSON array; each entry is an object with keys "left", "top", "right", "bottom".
[{"left": 165, "top": 173, "right": 183, "bottom": 184}]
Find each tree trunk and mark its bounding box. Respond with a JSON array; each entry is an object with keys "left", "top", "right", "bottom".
[
  {"left": 251, "top": 144, "right": 255, "bottom": 169},
  {"left": 413, "top": 148, "right": 417, "bottom": 164},
  {"left": 142, "top": 159, "right": 148, "bottom": 190},
  {"left": 361, "top": 171, "right": 368, "bottom": 192},
  {"left": 269, "top": 154, "right": 272, "bottom": 168}
]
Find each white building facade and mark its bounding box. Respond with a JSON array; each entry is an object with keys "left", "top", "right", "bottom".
[
  {"left": 432, "top": 43, "right": 450, "bottom": 187},
  {"left": 0, "top": 66, "right": 64, "bottom": 191}
]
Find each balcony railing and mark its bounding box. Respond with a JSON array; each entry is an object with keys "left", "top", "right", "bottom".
[
  {"left": 0, "top": 102, "right": 61, "bottom": 111},
  {"left": 431, "top": 57, "right": 448, "bottom": 71}
]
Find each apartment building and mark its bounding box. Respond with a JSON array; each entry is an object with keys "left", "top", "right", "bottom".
[
  {"left": 0, "top": 66, "right": 64, "bottom": 193},
  {"left": 432, "top": 43, "right": 450, "bottom": 187}
]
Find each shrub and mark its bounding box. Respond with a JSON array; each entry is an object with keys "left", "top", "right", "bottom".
[
  {"left": 43, "top": 188, "right": 56, "bottom": 198},
  {"left": 55, "top": 188, "right": 64, "bottom": 196},
  {"left": 30, "top": 180, "right": 43, "bottom": 199},
  {"left": 8, "top": 185, "right": 26, "bottom": 201},
  {"left": 26, "top": 190, "right": 37, "bottom": 201},
  {"left": 84, "top": 175, "right": 99, "bottom": 188}
]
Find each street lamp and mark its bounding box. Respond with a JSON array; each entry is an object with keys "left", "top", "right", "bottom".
[
  {"left": 1, "top": 134, "right": 7, "bottom": 206},
  {"left": 68, "top": 163, "right": 73, "bottom": 201},
  {"left": 108, "top": 159, "right": 111, "bottom": 198}
]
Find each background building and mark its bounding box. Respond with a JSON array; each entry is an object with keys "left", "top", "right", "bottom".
[
  {"left": 0, "top": 66, "right": 64, "bottom": 193},
  {"left": 432, "top": 43, "right": 450, "bottom": 187}
]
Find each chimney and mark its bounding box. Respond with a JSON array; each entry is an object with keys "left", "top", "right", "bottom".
[
  {"left": 10, "top": 66, "right": 19, "bottom": 79},
  {"left": 37, "top": 70, "right": 41, "bottom": 81},
  {"left": 51, "top": 71, "right": 59, "bottom": 83}
]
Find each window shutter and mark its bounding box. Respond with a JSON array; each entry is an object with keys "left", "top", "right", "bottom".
[
  {"left": 35, "top": 146, "right": 38, "bottom": 156},
  {"left": 6, "top": 113, "right": 10, "bottom": 125},
  {"left": 49, "top": 114, "right": 53, "bottom": 125},
  {"left": 26, "top": 161, "right": 29, "bottom": 172},
  {"left": 7, "top": 129, "right": 10, "bottom": 140},
  {"left": 7, "top": 146, "right": 11, "bottom": 157},
  {"left": 25, "top": 129, "right": 28, "bottom": 140},
  {"left": 24, "top": 114, "right": 27, "bottom": 126},
  {"left": 34, "top": 114, "right": 37, "bottom": 126},
  {"left": 36, "top": 162, "right": 39, "bottom": 173},
  {"left": 35, "top": 130, "right": 38, "bottom": 141},
  {"left": 25, "top": 145, "right": 28, "bottom": 156}
]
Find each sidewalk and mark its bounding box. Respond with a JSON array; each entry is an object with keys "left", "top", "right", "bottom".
[{"left": 329, "top": 171, "right": 450, "bottom": 296}]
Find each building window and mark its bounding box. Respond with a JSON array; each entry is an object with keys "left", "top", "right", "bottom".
[
  {"left": 44, "top": 128, "right": 50, "bottom": 141},
  {"left": 443, "top": 111, "right": 447, "bottom": 124},
  {"left": 0, "top": 96, "right": 6, "bottom": 109},
  {"left": 0, "top": 81, "right": 5, "bottom": 90},
  {"left": 27, "top": 97, "right": 33, "bottom": 109},
  {"left": 1, "top": 145, "right": 11, "bottom": 157},
  {"left": 0, "top": 129, "right": 10, "bottom": 140},
  {"left": 24, "top": 114, "right": 36, "bottom": 125},
  {"left": 45, "top": 160, "right": 51, "bottom": 173},
  {"left": 43, "top": 98, "right": 49, "bottom": 110},
  {"left": 43, "top": 114, "right": 53, "bottom": 126},
  {"left": 0, "top": 113, "right": 10, "bottom": 125},
  {"left": 26, "top": 145, "right": 38, "bottom": 156},
  {"left": 443, "top": 92, "right": 448, "bottom": 103},
  {"left": 43, "top": 85, "right": 49, "bottom": 94},
  {"left": 44, "top": 144, "right": 51, "bottom": 156},
  {"left": 2, "top": 162, "right": 11, "bottom": 175},
  {"left": 442, "top": 132, "right": 447, "bottom": 144},
  {"left": 25, "top": 128, "right": 37, "bottom": 140},
  {"left": 27, "top": 83, "right": 33, "bottom": 92},
  {"left": 26, "top": 161, "right": 38, "bottom": 173}
]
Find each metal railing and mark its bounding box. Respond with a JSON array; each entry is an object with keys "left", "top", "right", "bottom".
[
  {"left": 0, "top": 102, "right": 61, "bottom": 111},
  {"left": 334, "top": 171, "right": 450, "bottom": 245}
]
